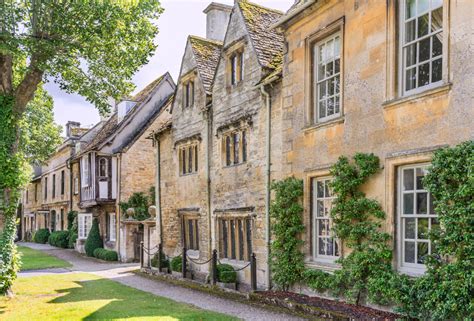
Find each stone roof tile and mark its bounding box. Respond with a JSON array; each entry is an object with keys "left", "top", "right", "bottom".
[{"left": 189, "top": 35, "right": 223, "bottom": 93}]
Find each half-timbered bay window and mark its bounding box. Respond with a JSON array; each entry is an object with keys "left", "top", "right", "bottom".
[
  {"left": 99, "top": 157, "right": 108, "bottom": 177},
  {"left": 183, "top": 80, "right": 194, "bottom": 108},
  {"left": 223, "top": 129, "right": 247, "bottom": 167},
  {"left": 81, "top": 155, "right": 90, "bottom": 187},
  {"left": 230, "top": 51, "right": 244, "bottom": 86},
  {"left": 179, "top": 144, "right": 198, "bottom": 175},
  {"left": 398, "top": 164, "right": 438, "bottom": 274},
  {"left": 401, "top": 0, "right": 443, "bottom": 95},
  {"left": 218, "top": 217, "right": 252, "bottom": 262},
  {"left": 314, "top": 33, "right": 341, "bottom": 123},
  {"left": 78, "top": 213, "right": 93, "bottom": 240},
  {"left": 312, "top": 178, "right": 339, "bottom": 261},
  {"left": 183, "top": 215, "right": 199, "bottom": 251}
]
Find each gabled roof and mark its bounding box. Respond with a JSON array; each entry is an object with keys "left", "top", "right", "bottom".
[
  {"left": 78, "top": 73, "right": 172, "bottom": 156},
  {"left": 238, "top": 1, "right": 284, "bottom": 70},
  {"left": 188, "top": 35, "right": 223, "bottom": 93},
  {"left": 113, "top": 93, "right": 174, "bottom": 153}
]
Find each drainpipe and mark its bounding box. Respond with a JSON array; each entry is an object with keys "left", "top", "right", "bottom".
[
  {"left": 117, "top": 154, "right": 122, "bottom": 259},
  {"left": 155, "top": 136, "right": 163, "bottom": 244},
  {"left": 205, "top": 103, "right": 213, "bottom": 261},
  {"left": 260, "top": 85, "right": 272, "bottom": 290}
]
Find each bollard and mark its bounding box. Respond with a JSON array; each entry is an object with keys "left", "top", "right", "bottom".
[
  {"left": 140, "top": 241, "right": 144, "bottom": 269},
  {"left": 212, "top": 249, "right": 218, "bottom": 285},
  {"left": 251, "top": 253, "right": 257, "bottom": 292},
  {"left": 158, "top": 243, "right": 163, "bottom": 273},
  {"left": 182, "top": 247, "right": 187, "bottom": 278}
]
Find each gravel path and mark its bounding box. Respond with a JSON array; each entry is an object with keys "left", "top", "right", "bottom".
[{"left": 19, "top": 242, "right": 304, "bottom": 321}]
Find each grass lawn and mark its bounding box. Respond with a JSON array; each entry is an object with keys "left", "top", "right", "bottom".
[
  {"left": 18, "top": 246, "right": 72, "bottom": 271},
  {"left": 0, "top": 273, "right": 238, "bottom": 320}
]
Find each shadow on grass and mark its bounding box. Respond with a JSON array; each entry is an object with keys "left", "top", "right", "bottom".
[{"left": 50, "top": 278, "right": 234, "bottom": 320}]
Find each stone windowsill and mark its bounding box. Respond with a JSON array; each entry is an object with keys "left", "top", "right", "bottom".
[
  {"left": 382, "top": 83, "right": 452, "bottom": 110},
  {"left": 302, "top": 116, "right": 345, "bottom": 133}
]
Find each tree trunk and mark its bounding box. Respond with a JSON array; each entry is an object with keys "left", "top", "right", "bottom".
[{"left": 0, "top": 54, "right": 13, "bottom": 94}]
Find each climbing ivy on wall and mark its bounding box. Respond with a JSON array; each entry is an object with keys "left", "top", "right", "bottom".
[{"left": 269, "top": 177, "right": 305, "bottom": 291}]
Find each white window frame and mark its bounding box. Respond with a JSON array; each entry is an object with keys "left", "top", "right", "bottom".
[
  {"left": 399, "top": 0, "right": 445, "bottom": 97},
  {"left": 78, "top": 213, "right": 93, "bottom": 240},
  {"left": 314, "top": 32, "right": 342, "bottom": 123},
  {"left": 397, "top": 164, "right": 438, "bottom": 275},
  {"left": 74, "top": 177, "right": 79, "bottom": 195},
  {"left": 312, "top": 177, "right": 340, "bottom": 263},
  {"left": 108, "top": 213, "right": 116, "bottom": 242},
  {"left": 81, "top": 156, "right": 90, "bottom": 187}
]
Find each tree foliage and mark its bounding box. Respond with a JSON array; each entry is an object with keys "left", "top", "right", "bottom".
[
  {"left": 269, "top": 177, "right": 305, "bottom": 291},
  {"left": 84, "top": 218, "right": 103, "bottom": 257},
  {"left": 0, "top": 0, "right": 162, "bottom": 294},
  {"left": 119, "top": 192, "right": 151, "bottom": 221}
]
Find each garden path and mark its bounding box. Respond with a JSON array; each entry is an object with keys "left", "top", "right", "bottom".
[{"left": 19, "top": 242, "right": 304, "bottom": 321}]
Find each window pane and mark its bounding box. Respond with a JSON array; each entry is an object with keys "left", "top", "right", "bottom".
[
  {"left": 318, "top": 220, "right": 326, "bottom": 236},
  {"left": 418, "top": 14, "right": 429, "bottom": 37},
  {"left": 406, "top": 67, "right": 417, "bottom": 91},
  {"left": 326, "top": 238, "right": 334, "bottom": 256},
  {"left": 335, "top": 96, "right": 340, "bottom": 114},
  {"left": 432, "top": 34, "right": 442, "bottom": 58},
  {"left": 324, "top": 181, "right": 331, "bottom": 197},
  {"left": 406, "top": 0, "right": 416, "bottom": 19},
  {"left": 417, "top": 242, "right": 429, "bottom": 264},
  {"left": 416, "top": 167, "right": 427, "bottom": 189},
  {"left": 405, "top": 241, "right": 415, "bottom": 263},
  {"left": 319, "top": 82, "right": 326, "bottom": 99},
  {"left": 431, "top": 6, "right": 443, "bottom": 31},
  {"left": 403, "top": 168, "right": 414, "bottom": 190},
  {"left": 417, "top": 192, "right": 428, "bottom": 214},
  {"left": 417, "top": 0, "right": 429, "bottom": 14},
  {"left": 432, "top": 58, "right": 442, "bottom": 82},
  {"left": 317, "top": 200, "right": 325, "bottom": 217},
  {"left": 418, "top": 218, "right": 429, "bottom": 239},
  {"left": 318, "top": 64, "right": 325, "bottom": 81},
  {"left": 418, "top": 62, "right": 430, "bottom": 87},
  {"left": 406, "top": 44, "right": 417, "bottom": 67},
  {"left": 419, "top": 37, "right": 431, "bottom": 62},
  {"left": 404, "top": 193, "right": 414, "bottom": 214},
  {"left": 326, "top": 61, "right": 334, "bottom": 77},
  {"left": 405, "top": 218, "right": 416, "bottom": 239},
  {"left": 334, "top": 58, "right": 340, "bottom": 74},
  {"left": 317, "top": 181, "right": 324, "bottom": 197},
  {"left": 318, "top": 238, "right": 325, "bottom": 255},
  {"left": 319, "top": 100, "right": 327, "bottom": 119},
  {"left": 327, "top": 98, "right": 335, "bottom": 116},
  {"left": 405, "top": 20, "right": 416, "bottom": 42}
]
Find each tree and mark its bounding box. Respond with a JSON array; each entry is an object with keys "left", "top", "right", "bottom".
[{"left": 0, "top": 0, "right": 163, "bottom": 294}]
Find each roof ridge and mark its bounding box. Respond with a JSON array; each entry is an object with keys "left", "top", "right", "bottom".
[
  {"left": 189, "top": 35, "right": 223, "bottom": 47},
  {"left": 238, "top": 0, "right": 284, "bottom": 15},
  {"left": 132, "top": 73, "right": 166, "bottom": 102}
]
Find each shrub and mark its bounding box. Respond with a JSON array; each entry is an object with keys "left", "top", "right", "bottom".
[
  {"left": 93, "top": 248, "right": 118, "bottom": 261},
  {"left": 151, "top": 252, "right": 169, "bottom": 269},
  {"left": 33, "top": 229, "right": 50, "bottom": 244},
  {"left": 170, "top": 256, "right": 182, "bottom": 272},
  {"left": 217, "top": 264, "right": 237, "bottom": 283},
  {"left": 68, "top": 232, "right": 78, "bottom": 249},
  {"left": 119, "top": 192, "right": 150, "bottom": 221},
  {"left": 67, "top": 211, "right": 78, "bottom": 249},
  {"left": 84, "top": 218, "right": 103, "bottom": 257},
  {"left": 48, "top": 231, "right": 69, "bottom": 248}
]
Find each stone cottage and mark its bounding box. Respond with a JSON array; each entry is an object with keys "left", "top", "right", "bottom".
[{"left": 273, "top": 0, "right": 473, "bottom": 285}]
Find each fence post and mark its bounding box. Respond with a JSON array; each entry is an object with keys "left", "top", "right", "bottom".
[
  {"left": 158, "top": 243, "right": 163, "bottom": 273},
  {"left": 182, "top": 247, "right": 187, "bottom": 278},
  {"left": 140, "top": 241, "right": 144, "bottom": 269},
  {"left": 251, "top": 252, "right": 257, "bottom": 292},
  {"left": 212, "top": 249, "right": 217, "bottom": 285}
]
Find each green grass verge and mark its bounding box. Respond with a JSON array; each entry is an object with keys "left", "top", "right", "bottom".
[
  {"left": 18, "top": 246, "right": 72, "bottom": 271},
  {"left": 0, "top": 273, "right": 238, "bottom": 320}
]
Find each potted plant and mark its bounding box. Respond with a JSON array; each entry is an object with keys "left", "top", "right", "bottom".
[
  {"left": 151, "top": 252, "right": 169, "bottom": 273},
  {"left": 170, "top": 256, "right": 183, "bottom": 277},
  {"left": 216, "top": 264, "right": 237, "bottom": 290}
]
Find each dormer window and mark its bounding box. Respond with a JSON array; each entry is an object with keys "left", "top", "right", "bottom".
[
  {"left": 183, "top": 80, "right": 194, "bottom": 108},
  {"left": 99, "top": 158, "right": 108, "bottom": 177},
  {"left": 230, "top": 51, "right": 244, "bottom": 86}
]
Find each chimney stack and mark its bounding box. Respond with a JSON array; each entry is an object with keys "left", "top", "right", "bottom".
[
  {"left": 66, "top": 121, "right": 81, "bottom": 138},
  {"left": 203, "top": 2, "right": 232, "bottom": 42}
]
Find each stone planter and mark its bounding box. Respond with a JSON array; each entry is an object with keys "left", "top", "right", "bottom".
[{"left": 217, "top": 281, "right": 237, "bottom": 291}]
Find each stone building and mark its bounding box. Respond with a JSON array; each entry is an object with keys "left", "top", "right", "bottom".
[
  {"left": 72, "top": 73, "right": 175, "bottom": 256},
  {"left": 21, "top": 122, "right": 89, "bottom": 240},
  {"left": 154, "top": 1, "right": 285, "bottom": 288},
  {"left": 273, "top": 0, "right": 473, "bottom": 285}
]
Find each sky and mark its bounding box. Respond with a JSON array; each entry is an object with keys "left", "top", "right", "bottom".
[{"left": 47, "top": 0, "right": 294, "bottom": 131}]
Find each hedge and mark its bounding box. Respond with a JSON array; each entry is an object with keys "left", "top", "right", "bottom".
[
  {"left": 84, "top": 218, "right": 103, "bottom": 257},
  {"left": 170, "top": 256, "right": 182, "bottom": 272},
  {"left": 48, "top": 231, "right": 69, "bottom": 248},
  {"left": 217, "top": 264, "right": 237, "bottom": 283},
  {"left": 93, "top": 248, "right": 118, "bottom": 261},
  {"left": 33, "top": 229, "right": 50, "bottom": 244}
]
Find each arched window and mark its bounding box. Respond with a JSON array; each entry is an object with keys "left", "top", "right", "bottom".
[{"left": 99, "top": 158, "right": 108, "bottom": 177}]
